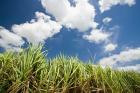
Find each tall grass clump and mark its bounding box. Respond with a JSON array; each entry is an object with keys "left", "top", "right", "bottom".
[{"left": 0, "top": 46, "right": 140, "bottom": 93}]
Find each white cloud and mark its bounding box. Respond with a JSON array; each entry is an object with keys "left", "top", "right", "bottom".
[
  {"left": 0, "top": 26, "right": 24, "bottom": 51},
  {"left": 117, "top": 64, "right": 140, "bottom": 72},
  {"left": 12, "top": 12, "right": 62, "bottom": 45},
  {"left": 105, "top": 43, "right": 117, "bottom": 52},
  {"left": 83, "top": 29, "right": 111, "bottom": 44},
  {"left": 41, "top": 0, "right": 97, "bottom": 31},
  {"left": 99, "top": 0, "right": 136, "bottom": 13},
  {"left": 0, "top": 12, "right": 62, "bottom": 51},
  {"left": 1, "top": 0, "right": 136, "bottom": 53},
  {"left": 103, "top": 17, "right": 112, "bottom": 24},
  {"left": 99, "top": 48, "right": 140, "bottom": 66}
]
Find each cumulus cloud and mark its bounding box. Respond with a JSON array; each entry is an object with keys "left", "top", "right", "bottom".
[
  {"left": 41, "top": 0, "right": 97, "bottom": 31},
  {"left": 0, "top": 12, "right": 62, "bottom": 51},
  {"left": 117, "top": 64, "right": 140, "bottom": 72},
  {"left": 99, "top": 48, "right": 140, "bottom": 66},
  {"left": 40, "top": 0, "right": 121, "bottom": 45},
  {"left": 0, "top": 26, "right": 24, "bottom": 51},
  {"left": 12, "top": 12, "right": 62, "bottom": 45},
  {"left": 0, "top": 0, "right": 137, "bottom": 53},
  {"left": 105, "top": 43, "right": 117, "bottom": 52},
  {"left": 103, "top": 17, "right": 112, "bottom": 24},
  {"left": 83, "top": 29, "right": 111, "bottom": 44},
  {"left": 99, "top": 0, "right": 136, "bottom": 13}
]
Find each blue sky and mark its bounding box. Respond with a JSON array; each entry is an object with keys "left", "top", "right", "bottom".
[{"left": 0, "top": 0, "right": 140, "bottom": 71}]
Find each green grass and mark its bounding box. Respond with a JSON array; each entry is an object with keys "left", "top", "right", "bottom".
[{"left": 0, "top": 46, "right": 140, "bottom": 93}]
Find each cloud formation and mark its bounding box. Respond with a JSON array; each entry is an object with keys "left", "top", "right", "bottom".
[
  {"left": 99, "top": 48, "right": 140, "bottom": 66},
  {"left": 117, "top": 64, "right": 140, "bottom": 72},
  {"left": 0, "top": 12, "right": 62, "bottom": 50},
  {"left": 105, "top": 43, "right": 117, "bottom": 52},
  {"left": 0, "top": 26, "right": 24, "bottom": 51},
  {"left": 99, "top": 0, "right": 136, "bottom": 13},
  {"left": 83, "top": 29, "right": 111, "bottom": 44},
  {"left": 0, "top": 0, "right": 138, "bottom": 65},
  {"left": 103, "top": 17, "right": 112, "bottom": 24},
  {"left": 12, "top": 12, "right": 62, "bottom": 45},
  {"left": 41, "top": 0, "right": 97, "bottom": 31}
]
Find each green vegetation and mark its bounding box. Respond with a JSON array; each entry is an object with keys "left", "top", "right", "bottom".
[{"left": 0, "top": 46, "right": 140, "bottom": 93}]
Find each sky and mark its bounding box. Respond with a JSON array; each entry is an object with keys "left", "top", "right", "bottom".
[{"left": 0, "top": 0, "right": 140, "bottom": 71}]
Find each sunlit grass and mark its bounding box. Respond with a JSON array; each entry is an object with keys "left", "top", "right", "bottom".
[{"left": 0, "top": 46, "right": 140, "bottom": 93}]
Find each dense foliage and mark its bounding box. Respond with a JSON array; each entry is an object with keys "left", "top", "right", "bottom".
[{"left": 0, "top": 46, "right": 140, "bottom": 93}]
